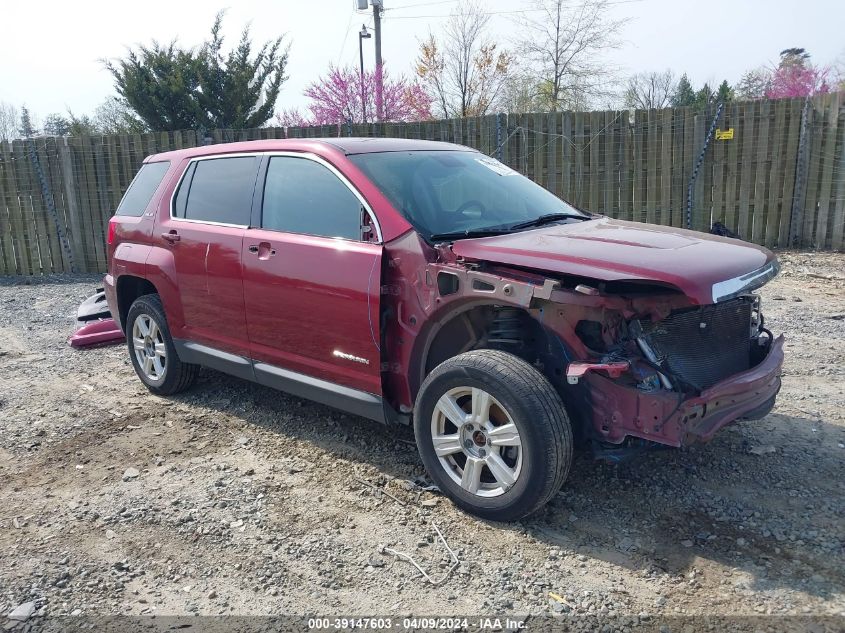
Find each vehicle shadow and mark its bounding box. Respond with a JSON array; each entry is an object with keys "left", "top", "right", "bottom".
[
  {"left": 522, "top": 411, "right": 844, "bottom": 602},
  {"left": 172, "top": 368, "right": 844, "bottom": 602}
]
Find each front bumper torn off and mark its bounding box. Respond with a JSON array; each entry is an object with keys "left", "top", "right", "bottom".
[{"left": 582, "top": 335, "right": 785, "bottom": 447}]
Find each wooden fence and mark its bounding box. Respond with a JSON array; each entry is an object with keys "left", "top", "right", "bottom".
[{"left": 0, "top": 94, "right": 843, "bottom": 275}]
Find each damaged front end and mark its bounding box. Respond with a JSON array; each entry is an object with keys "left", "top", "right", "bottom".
[
  {"left": 547, "top": 287, "right": 783, "bottom": 449},
  {"left": 381, "top": 231, "right": 783, "bottom": 454}
]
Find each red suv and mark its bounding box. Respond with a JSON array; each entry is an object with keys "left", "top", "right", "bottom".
[{"left": 105, "top": 138, "right": 783, "bottom": 520}]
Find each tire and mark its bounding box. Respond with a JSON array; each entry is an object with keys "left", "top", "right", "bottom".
[
  {"left": 126, "top": 293, "right": 198, "bottom": 395},
  {"left": 413, "top": 349, "right": 573, "bottom": 521}
]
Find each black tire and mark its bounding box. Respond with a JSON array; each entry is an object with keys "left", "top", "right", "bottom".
[
  {"left": 126, "top": 293, "right": 198, "bottom": 395},
  {"left": 413, "top": 349, "right": 573, "bottom": 521}
]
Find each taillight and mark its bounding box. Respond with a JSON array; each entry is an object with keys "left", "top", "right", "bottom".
[{"left": 107, "top": 218, "right": 117, "bottom": 245}]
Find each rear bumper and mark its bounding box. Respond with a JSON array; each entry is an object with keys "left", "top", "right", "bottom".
[{"left": 584, "top": 335, "right": 784, "bottom": 447}]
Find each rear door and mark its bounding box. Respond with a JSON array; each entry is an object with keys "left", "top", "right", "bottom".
[
  {"left": 156, "top": 155, "right": 260, "bottom": 355},
  {"left": 242, "top": 154, "right": 383, "bottom": 395}
]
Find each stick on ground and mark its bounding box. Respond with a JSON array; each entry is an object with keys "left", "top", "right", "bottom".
[{"left": 383, "top": 521, "right": 460, "bottom": 587}]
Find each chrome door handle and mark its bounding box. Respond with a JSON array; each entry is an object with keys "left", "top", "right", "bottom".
[{"left": 162, "top": 231, "right": 180, "bottom": 243}]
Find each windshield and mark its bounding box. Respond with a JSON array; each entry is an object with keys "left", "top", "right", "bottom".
[{"left": 349, "top": 150, "right": 587, "bottom": 239}]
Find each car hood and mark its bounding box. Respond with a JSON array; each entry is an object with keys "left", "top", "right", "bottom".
[{"left": 450, "top": 217, "right": 778, "bottom": 305}]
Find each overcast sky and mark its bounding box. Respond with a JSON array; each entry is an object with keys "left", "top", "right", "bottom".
[{"left": 1, "top": 0, "right": 843, "bottom": 121}]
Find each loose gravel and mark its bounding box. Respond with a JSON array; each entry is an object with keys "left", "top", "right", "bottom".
[{"left": 0, "top": 252, "right": 843, "bottom": 625}]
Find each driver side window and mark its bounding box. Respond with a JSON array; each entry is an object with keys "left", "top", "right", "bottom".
[{"left": 262, "top": 156, "right": 366, "bottom": 241}]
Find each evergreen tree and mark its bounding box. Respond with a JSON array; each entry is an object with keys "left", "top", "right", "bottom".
[
  {"left": 18, "top": 106, "right": 36, "bottom": 137},
  {"left": 671, "top": 73, "right": 696, "bottom": 107},
  {"left": 106, "top": 12, "right": 289, "bottom": 131},
  {"left": 43, "top": 113, "right": 72, "bottom": 136},
  {"left": 694, "top": 83, "right": 715, "bottom": 110},
  {"left": 106, "top": 43, "right": 201, "bottom": 131},
  {"left": 716, "top": 80, "right": 734, "bottom": 102},
  {"left": 67, "top": 111, "right": 100, "bottom": 136}
]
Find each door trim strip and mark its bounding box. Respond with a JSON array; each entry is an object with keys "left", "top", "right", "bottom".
[
  {"left": 174, "top": 340, "right": 255, "bottom": 381},
  {"left": 253, "top": 362, "right": 385, "bottom": 423},
  {"left": 173, "top": 339, "right": 387, "bottom": 424}
]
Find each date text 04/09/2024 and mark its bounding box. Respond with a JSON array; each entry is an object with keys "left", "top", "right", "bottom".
[{"left": 307, "top": 617, "right": 527, "bottom": 631}]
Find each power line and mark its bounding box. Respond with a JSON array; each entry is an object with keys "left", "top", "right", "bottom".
[
  {"left": 336, "top": 8, "right": 356, "bottom": 64},
  {"left": 384, "top": 0, "right": 645, "bottom": 19},
  {"left": 388, "top": 0, "right": 459, "bottom": 9}
]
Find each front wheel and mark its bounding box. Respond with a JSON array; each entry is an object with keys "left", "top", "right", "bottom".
[{"left": 413, "top": 350, "right": 573, "bottom": 521}]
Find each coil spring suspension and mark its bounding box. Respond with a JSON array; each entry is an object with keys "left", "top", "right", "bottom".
[{"left": 487, "top": 308, "right": 525, "bottom": 348}]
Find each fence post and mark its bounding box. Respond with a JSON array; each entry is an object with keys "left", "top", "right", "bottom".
[
  {"left": 495, "top": 113, "right": 503, "bottom": 162},
  {"left": 57, "top": 137, "right": 87, "bottom": 272},
  {"left": 789, "top": 97, "right": 812, "bottom": 247}
]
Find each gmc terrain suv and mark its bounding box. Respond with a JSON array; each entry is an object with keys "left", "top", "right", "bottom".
[{"left": 105, "top": 138, "right": 783, "bottom": 521}]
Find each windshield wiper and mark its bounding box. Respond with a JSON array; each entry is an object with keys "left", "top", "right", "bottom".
[
  {"left": 429, "top": 212, "right": 591, "bottom": 242},
  {"left": 429, "top": 227, "right": 511, "bottom": 242},
  {"left": 508, "top": 212, "right": 591, "bottom": 231}
]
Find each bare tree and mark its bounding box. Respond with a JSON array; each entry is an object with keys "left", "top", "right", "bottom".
[
  {"left": 734, "top": 68, "right": 771, "bottom": 100},
  {"left": 624, "top": 69, "right": 676, "bottom": 109},
  {"left": 416, "top": 1, "right": 511, "bottom": 118},
  {"left": 94, "top": 97, "right": 147, "bottom": 134},
  {"left": 834, "top": 48, "right": 845, "bottom": 91},
  {"left": 500, "top": 75, "right": 545, "bottom": 114},
  {"left": 514, "top": 0, "right": 627, "bottom": 111},
  {"left": 0, "top": 101, "right": 19, "bottom": 142}
]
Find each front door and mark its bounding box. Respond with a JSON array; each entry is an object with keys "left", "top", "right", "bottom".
[
  {"left": 242, "top": 154, "right": 383, "bottom": 395},
  {"left": 157, "top": 155, "right": 260, "bottom": 355}
]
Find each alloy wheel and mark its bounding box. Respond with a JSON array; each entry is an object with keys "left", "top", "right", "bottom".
[
  {"left": 430, "top": 386, "right": 523, "bottom": 498},
  {"left": 131, "top": 314, "right": 166, "bottom": 381}
]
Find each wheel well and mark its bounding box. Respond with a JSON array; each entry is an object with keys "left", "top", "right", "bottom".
[
  {"left": 116, "top": 276, "right": 157, "bottom": 330},
  {"left": 416, "top": 304, "right": 588, "bottom": 447},
  {"left": 420, "top": 305, "right": 565, "bottom": 392}
]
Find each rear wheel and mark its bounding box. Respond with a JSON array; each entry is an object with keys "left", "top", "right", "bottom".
[
  {"left": 126, "top": 294, "right": 198, "bottom": 395},
  {"left": 414, "top": 350, "right": 572, "bottom": 521}
]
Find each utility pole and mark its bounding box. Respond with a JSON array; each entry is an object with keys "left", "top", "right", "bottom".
[
  {"left": 357, "top": 0, "right": 384, "bottom": 120},
  {"left": 358, "top": 25, "right": 371, "bottom": 124},
  {"left": 373, "top": 0, "right": 384, "bottom": 120}
]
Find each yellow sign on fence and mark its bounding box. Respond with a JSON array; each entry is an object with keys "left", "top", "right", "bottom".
[{"left": 715, "top": 128, "right": 734, "bottom": 140}]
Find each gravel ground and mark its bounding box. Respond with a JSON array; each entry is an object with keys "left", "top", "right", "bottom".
[{"left": 0, "top": 251, "right": 843, "bottom": 627}]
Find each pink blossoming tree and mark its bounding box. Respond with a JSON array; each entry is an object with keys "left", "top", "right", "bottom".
[
  {"left": 276, "top": 65, "right": 431, "bottom": 127},
  {"left": 765, "top": 65, "right": 831, "bottom": 99},
  {"left": 764, "top": 48, "right": 832, "bottom": 99}
]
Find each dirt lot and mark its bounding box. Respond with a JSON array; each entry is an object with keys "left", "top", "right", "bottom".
[{"left": 1, "top": 251, "right": 843, "bottom": 627}]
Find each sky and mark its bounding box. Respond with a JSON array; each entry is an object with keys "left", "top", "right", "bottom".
[{"left": 1, "top": 0, "right": 843, "bottom": 121}]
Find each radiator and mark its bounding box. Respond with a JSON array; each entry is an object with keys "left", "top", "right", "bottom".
[{"left": 643, "top": 298, "right": 752, "bottom": 390}]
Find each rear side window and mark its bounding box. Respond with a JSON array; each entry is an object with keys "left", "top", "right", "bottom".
[
  {"left": 115, "top": 161, "right": 170, "bottom": 217},
  {"left": 262, "top": 156, "right": 363, "bottom": 240},
  {"left": 175, "top": 156, "right": 258, "bottom": 225}
]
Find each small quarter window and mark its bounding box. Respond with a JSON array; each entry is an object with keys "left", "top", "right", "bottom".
[
  {"left": 181, "top": 156, "right": 258, "bottom": 225},
  {"left": 172, "top": 162, "right": 196, "bottom": 219},
  {"left": 262, "top": 156, "right": 364, "bottom": 240},
  {"left": 115, "top": 161, "right": 170, "bottom": 217}
]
